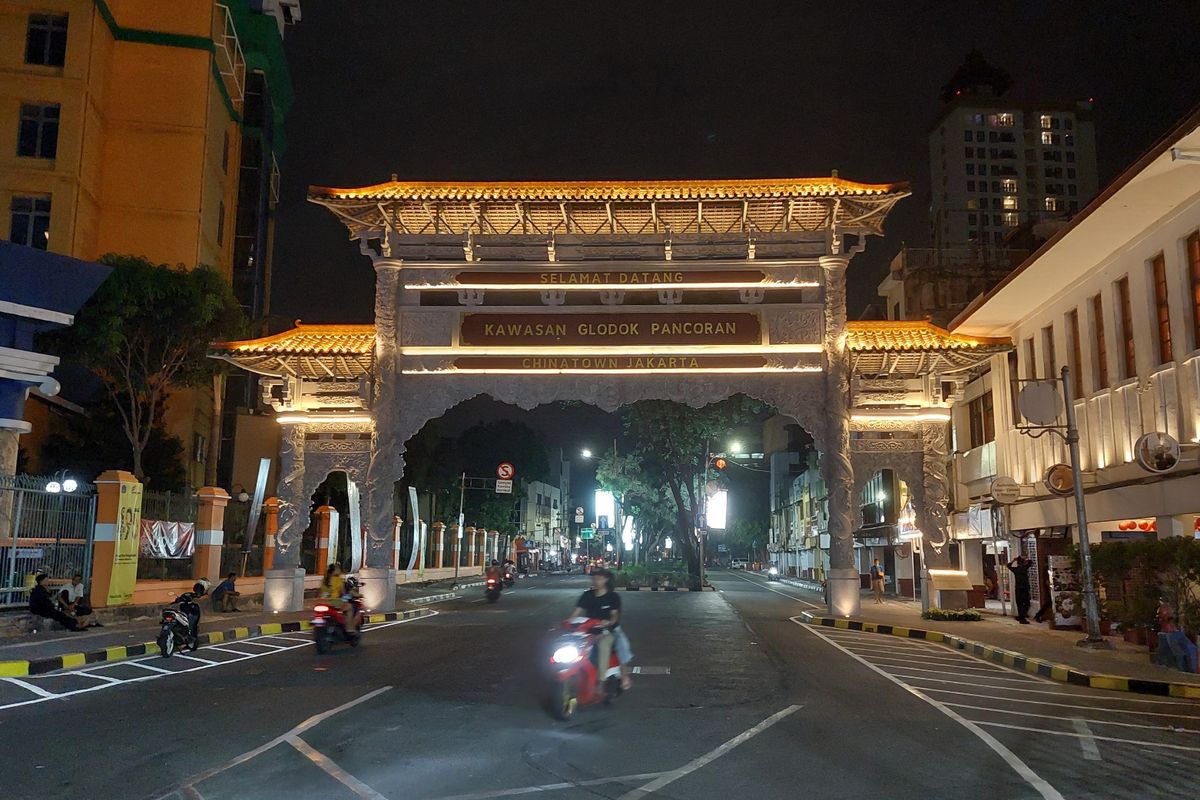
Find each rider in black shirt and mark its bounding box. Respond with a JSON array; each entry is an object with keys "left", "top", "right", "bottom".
[{"left": 569, "top": 569, "right": 633, "bottom": 690}]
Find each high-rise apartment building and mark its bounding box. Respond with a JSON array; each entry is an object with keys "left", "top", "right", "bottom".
[{"left": 0, "top": 0, "right": 298, "bottom": 488}]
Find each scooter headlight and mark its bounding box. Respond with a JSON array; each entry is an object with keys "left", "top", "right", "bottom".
[
  {"left": 768, "top": 567, "right": 779, "bottom": 576},
  {"left": 552, "top": 645, "right": 582, "bottom": 664}
]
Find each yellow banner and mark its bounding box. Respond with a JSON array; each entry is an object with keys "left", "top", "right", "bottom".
[{"left": 106, "top": 482, "right": 143, "bottom": 606}]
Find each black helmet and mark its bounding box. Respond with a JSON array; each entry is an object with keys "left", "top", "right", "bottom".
[
  {"left": 491, "top": 559, "right": 499, "bottom": 566},
  {"left": 344, "top": 576, "right": 360, "bottom": 590}
]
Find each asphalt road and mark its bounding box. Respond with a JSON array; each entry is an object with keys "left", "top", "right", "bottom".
[{"left": 1, "top": 571, "right": 1197, "bottom": 799}]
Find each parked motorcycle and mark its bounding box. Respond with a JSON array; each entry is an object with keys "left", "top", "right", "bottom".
[
  {"left": 485, "top": 575, "right": 502, "bottom": 603},
  {"left": 312, "top": 597, "right": 364, "bottom": 654},
  {"left": 157, "top": 592, "right": 201, "bottom": 658},
  {"left": 545, "top": 617, "right": 622, "bottom": 720}
]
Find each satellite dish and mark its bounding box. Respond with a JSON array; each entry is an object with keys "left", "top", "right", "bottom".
[
  {"left": 1135, "top": 432, "right": 1180, "bottom": 474},
  {"left": 1018, "top": 381, "right": 1063, "bottom": 426},
  {"left": 1044, "top": 463, "right": 1074, "bottom": 496}
]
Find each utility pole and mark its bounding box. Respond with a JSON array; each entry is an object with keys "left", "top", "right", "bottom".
[
  {"left": 1061, "top": 366, "right": 1106, "bottom": 647},
  {"left": 454, "top": 471, "right": 465, "bottom": 585}
]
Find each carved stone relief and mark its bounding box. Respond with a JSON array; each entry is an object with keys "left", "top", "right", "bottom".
[{"left": 765, "top": 307, "right": 823, "bottom": 344}]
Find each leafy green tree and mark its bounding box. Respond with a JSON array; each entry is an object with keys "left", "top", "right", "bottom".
[
  {"left": 720, "top": 517, "right": 770, "bottom": 562},
  {"left": 617, "top": 396, "right": 766, "bottom": 583},
  {"left": 596, "top": 450, "right": 676, "bottom": 564},
  {"left": 43, "top": 255, "right": 245, "bottom": 482}
]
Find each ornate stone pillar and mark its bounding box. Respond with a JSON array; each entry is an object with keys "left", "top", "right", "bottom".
[
  {"left": 820, "top": 254, "right": 859, "bottom": 618},
  {"left": 918, "top": 420, "right": 962, "bottom": 609},
  {"left": 360, "top": 256, "right": 403, "bottom": 611},
  {"left": 433, "top": 522, "right": 445, "bottom": 568},
  {"left": 264, "top": 423, "right": 307, "bottom": 612}
]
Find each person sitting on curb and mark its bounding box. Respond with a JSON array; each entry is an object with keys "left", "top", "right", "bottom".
[
  {"left": 210, "top": 572, "right": 241, "bottom": 612},
  {"left": 57, "top": 573, "right": 101, "bottom": 628},
  {"left": 29, "top": 573, "right": 87, "bottom": 631}
]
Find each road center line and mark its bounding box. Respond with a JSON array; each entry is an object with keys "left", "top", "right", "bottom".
[
  {"left": 796, "top": 618, "right": 1064, "bottom": 800},
  {"left": 723, "top": 570, "right": 823, "bottom": 608},
  {"left": 150, "top": 686, "right": 393, "bottom": 800},
  {"left": 288, "top": 734, "right": 388, "bottom": 800},
  {"left": 1071, "top": 718, "right": 1103, "bottom": 760},
  {"left": 617, "top": 704, "right": 803, "bottom": 800}
]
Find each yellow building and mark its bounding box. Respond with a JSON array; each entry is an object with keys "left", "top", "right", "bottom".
[{"left": 1, "top": 0, "right": 298, "bottom": 487}]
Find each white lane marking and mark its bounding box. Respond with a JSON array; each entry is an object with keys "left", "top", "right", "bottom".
[
  {"left": 631, "top": 666, "right": 671, "bottom": 675},
  {"left": 1071, "top": 718, "right": 1103, "bottom": 761},
  {"left": 798, "top": 619, "right": 1064, "bottom": 800},
  {"left": 898, "top": 673, "right": 1200, "bottom": 706},
  {"left": 225, "top": 639, "right": 287, "bottom": 650},
  {"left": 71, "top": 671, "right": 122, "bottom": 683},
  {"left": 172, "top": 654, "right": 220, "bottom": 665},
  {"left": 151, "top": 686, "right": 393, "bottom": 800},
  {"left": 200, "top": 644, "right": 269, "bottom": 657},
  {"left": 943, "top": 702, "right": 1200, "bottom": 733},
  {"left": 926, "top": 687, "right": 1200, "bottom": 720},
  {"left": 816, "top": 631, "right": 1056, "bottom": 684},
  {"left": 288, "top": 734, "right": 388, "bottom": 800},
  {"left": 858, "top": 652, "right": 1049, "bottom": 677},
  {"left": 976, "top": 720, "right": 1200, "bottom": 753},
  {"left": 879, "top": 663, "right": 1044, "bottom": 684},
  {"left": 723, "top": 570, "right": 822, "bottom": 608},
  {"left": 265, "top": 635, "right": 315, "bottom": 644},
  {"left": 617, "top": 704, "right": 802, "bottom": 800},
  {"left": 1, "top": 677, "right": 56, "bottom": 698},
  {"left": 424, "top": 772, "right": 669, "bottom": 800},
  {"left": 0, "top": 615, "right": 433, "bottom": 713}
]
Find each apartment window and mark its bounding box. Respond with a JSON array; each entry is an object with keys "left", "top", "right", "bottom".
[
  {"left": 963, "top": 130, "right": 973, "bottom": 142},
  {"left": 1002, "top": 196, "right": 1018, "bottom": 210},
  {"left": 25, "top": 14, "right": 68, "bottom": 67},
  {"left": 1043, "top": 324, "right": 1057, "bottom": 378},
  {"left": 1066, "top": 308, "right": 1084, "bottom": 399},
  {"left": 1116, "top": 276, "right": 1136, "bottom": 379},
  {"left": 17, "top": 103, "right": 60, "bottom": 159},
  {"left": 1044, "top": 197, "right": 1060, "bottom": 212},
  {"left": 1091, "top": 294, "right": 1109, "bottom": 391},
  {"left": 964, "top": 147, "right": 973, "bottom": 159},
  {"left": 967, "top": 181, "right": 975, "bottom": 191},
  {"left": 1040, "top": 114, "right": 1053, "bottom": 130},
  {"left": 1152, "top": 253, "right": 1173, "bottom": 364},
  {"left": 9, "top": 196, "right": 51, "bottom": 249},
  {"left": 1064, "top": 118, "right": 1074, "bottom": 130},
  {"left": 975, "top": 131, "right": 985, "bottom": 143},
  {"left": 967, "top": 391, "right": 995, "bottom": 449},
  {"left": 1189, "top": 232, "right": 1200, "bottom": 349},
  {"left": 965, "top": 164, "right": 975, "bottom": 175},
  {"left": 1066, "top": 151, "right": 1075, "bottom": 163},
  {"left": 1024, "top": 338, "right": 1037, "bottom": 379},
  {"left": 1001, "top": 179, "right": 1017, "bottom": 193},
  {"left": 1040, "top": 131, "right": 1055, "bottom": 145},
  {"left": 216, "top": 200, "right": 225, "bottom": 246},
  {"left": 990, "top": 113, "right": 1014, "bottom": 127}
]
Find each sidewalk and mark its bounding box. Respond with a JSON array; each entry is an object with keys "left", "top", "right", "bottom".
[
  {"left": 801, "top": 590, "right": 1200, "bottom": 696},
  {"left": 0, "top": 577, "right": 468, "bottom": 676}
]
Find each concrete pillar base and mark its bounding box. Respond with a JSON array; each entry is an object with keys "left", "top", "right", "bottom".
[
  {"left": 936, "top": 589, "right": 969, "bottom": 610},
  {"left": 827, "top": 568, "right": 860, "bottom": 618},
  {"left": 263, "top": 568, "right": 306, "bottom": 613},
  {"left": 359, "top": 567, "right": 397, "bottom": 612}
]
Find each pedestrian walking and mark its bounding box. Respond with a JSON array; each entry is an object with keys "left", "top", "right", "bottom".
[
  {"left": 870, "top": 558, "right": 886, "bottom": 604},
  {"left": 1007, "top": 555, "right": 1032, "bottom": 624}
]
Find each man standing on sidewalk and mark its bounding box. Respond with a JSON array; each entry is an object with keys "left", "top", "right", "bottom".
[
  {"left": 1007, "top": 555, "right": 1032, "bottom": 624},
  {"left": 870, "top": 559, "right": 886, "bottom": 604}
]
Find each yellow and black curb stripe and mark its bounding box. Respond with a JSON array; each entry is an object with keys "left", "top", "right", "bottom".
[
  {"left": 0, "top": 608, "right": 433, "bottom": 679},
  {"left": 799, "top": 611, "right": 1200, "bottom": 700}
]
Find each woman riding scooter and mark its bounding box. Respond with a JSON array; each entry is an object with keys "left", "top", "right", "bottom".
[{"left": 568, "top": 569, "right": 633, "bottom": 691}]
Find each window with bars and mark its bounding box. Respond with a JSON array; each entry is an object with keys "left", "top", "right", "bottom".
[
  {"left": 1043, "top": 324, "right": 1057, "bottom": 378},
  {"left": 10, "top": 196, "right": 51, "bottom": 249},
  {"left": 17, "top": 103, "right": 59, "bottom": 159},
  {"left": 1092, "top": 294, "right": 1109, "bottom": 391},
  {"left": 1151, "top": 253, "right": 1173, "bottom": 364},
  {"left": 1116, "top": 276, "right": 1136, "bottom": 379},
  {"left": 1067, "top": 308, "right": 1084, "bottom": 399},
  {"left": 1188, "top": 232, "right": 1200, "bottom": 351},
  {"left": 25, "top": 14, "right": 67, "bottom": 66},
  {"left": 968, "top": 391, "right": 995, "bottom": 449}
]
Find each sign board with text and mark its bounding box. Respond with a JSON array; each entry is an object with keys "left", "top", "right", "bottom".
[
  {"left": 580, "top": 527, "right": 596, "bottom": 540},
  {"left": 495, "top": 479, "right": 513, "bottom": 494},
  {"left": 460, "top": 312, "right": 761, "bottom": 347}
]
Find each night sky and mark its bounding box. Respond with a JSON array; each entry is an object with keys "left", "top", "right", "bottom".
[{"left": 268, "top": 1, "right": 1200, "bottom": 513}]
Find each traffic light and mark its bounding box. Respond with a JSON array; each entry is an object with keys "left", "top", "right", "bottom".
[{"left": 712, "top": 456, "right": 728, "bottom": 471}]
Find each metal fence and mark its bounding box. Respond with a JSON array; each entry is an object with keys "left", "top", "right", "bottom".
[
  {"left": 136, "top": 490, "right": 199, "bottom": 581},
  {"left": 0, "top": 475, "right": 97, "bottom": 608},
  {"left": 219, "top": 498, "right": 266, "bottom": 577}
]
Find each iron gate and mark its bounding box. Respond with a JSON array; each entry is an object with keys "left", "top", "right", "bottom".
[{"left": 0, "top": 475, "right": 97, "bottom": 608}]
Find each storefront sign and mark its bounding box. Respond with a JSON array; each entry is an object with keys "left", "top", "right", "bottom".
[
  {"left": 454, "top": 269, "right": 770, "bottom": 287},
  {"left": 452, "top": 355, "right": 769, "bottom": 372},
  {"left": 106, "top": 482, "right": 143, "bottom": 606},
  {"left": 459, "top": 312, "right": 761, "bottom": 347}
]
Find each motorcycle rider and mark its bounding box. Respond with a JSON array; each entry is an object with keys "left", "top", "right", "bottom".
[
  {"left": 568, "top": 568, "right": 633, "bottom": 691},
  {"left": 340, "top": 576, "right": 365, "bottom": 635},
  {"left": 486, "top": 559, "right": 503, "bottom": 581}
]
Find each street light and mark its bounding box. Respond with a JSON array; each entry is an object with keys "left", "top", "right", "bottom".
[
  {"left": 580, "top": 448, "right": 593, "bottom": 459},
  {"left": 729, "top": 441, "right": 743, "bottom": 454}
]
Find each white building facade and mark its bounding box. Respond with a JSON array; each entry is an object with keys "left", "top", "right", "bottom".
[{"left": 949, "top": 109, "right": 1200, "bottom": 603}]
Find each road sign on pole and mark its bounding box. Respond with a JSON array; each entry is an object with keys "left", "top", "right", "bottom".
[
  {"left": 574, "top": 507, "right": 585, "bottom": 524},
  {"left": 497, "top": 462, "right": 515, "bottom": 480},
  {"left": 495, "top": 479, "right": 513, "bottom": 494},
  {"left": 580, "top": 527, "right": 596, "bottom": 540}
]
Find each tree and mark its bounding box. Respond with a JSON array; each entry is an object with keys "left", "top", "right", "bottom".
[
  {"left": 43, "top": 255, "right": 245, "bottom": 482},
  {"left": 595, "top": 450, "right": 676, "bottom": 564},
  {"left": 617, "top": 396, "right": 766, "bottom": 583}
]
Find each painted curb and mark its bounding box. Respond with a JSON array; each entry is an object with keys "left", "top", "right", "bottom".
[
  {"left": 799, "top": 611, "right": 1200, "bottom": 699},
  {"left": 0, "top": 608, "right": 435, "bottom": 678},
  {"left": 403, "top": 592, "right": 459, "bottom": 605}
]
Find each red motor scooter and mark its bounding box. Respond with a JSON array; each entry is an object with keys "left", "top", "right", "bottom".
[
  {"left": 311, "top": 597, "right": 364, "bottom": 654},
  {"left": 546, "top": 617, "right": 622, "bottom": 720}
]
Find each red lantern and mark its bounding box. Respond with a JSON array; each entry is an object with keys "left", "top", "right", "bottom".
[
  {"left": 1119, "top": 520, "right": 1135, "bottom": 531},
  {"left": 1138, "top": 520, "right": 1151, "bottom": 532}
]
